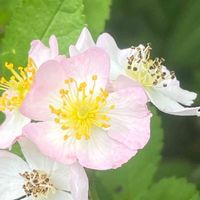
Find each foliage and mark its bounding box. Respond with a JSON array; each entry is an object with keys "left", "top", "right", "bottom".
[
  {"left": 0, "top": 0, "right": 85, "bottom": 74},
  {"left": 138, "top": 178, "right": 200, "bottom": 200},
  {"left": 83, "top": 0, "right": 112, "bottom": 38}
]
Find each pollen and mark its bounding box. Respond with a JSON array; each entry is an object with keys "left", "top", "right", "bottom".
[
  {"left": 0, "top": 58, "right": 37, "bottom": 111},
  {"left": 49, "top": 75, "right": 115, "bottom": 140},
  {"left": 126, "top": 44, "right": 176, "bottom": 88},
  {"left": 20, "top": 169, "right": 55, "bottom": 198}
]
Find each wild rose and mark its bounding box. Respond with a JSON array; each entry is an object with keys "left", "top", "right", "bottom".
[
  {"left": 69, "top": 28, "right": 200, "bottom": 117},
  {"left": 0, "top": 36, "right": 59, "bottom": 149},
  {"left": 0, "top": 138, "right": 88, "bottom": 200},
  {"left": 21, "top": 47, "right": 151, "bottom": 170}
]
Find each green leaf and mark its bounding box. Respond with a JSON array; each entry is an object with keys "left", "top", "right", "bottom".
[
  {"left": 138, "top": 178, "right": 200, "bottom": 200},
  {"left": 0, "top": 0, "right": 85, "bottom": 73},
  {"left": 93, "top": 109, "right": 163, "bottom": 200},
  {"left": 11, "top": 142, "right": 23, "bottom": 158},
  {"left": 155, "top": 159, "right": 196, "bottom": 181},
  {"left": 83, "top": 0, "right": 112, "bottom": 38}
]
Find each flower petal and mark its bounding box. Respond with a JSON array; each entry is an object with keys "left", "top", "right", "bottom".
[
  {"left": 97, "top": 33, "right": 129, "bottom": 79},
  {"left": 23, "top": 122, "right": 77, "bottom": 165},
  {"left": 0, "top": 109, "right": 29, "bottom": 149},
  {"left": 29, "top": 35, "right": 58, "bottom": 68},
  {"left": 107, "top": 87, "right": 151, "bottom": 150},
  {"left": 76, "top": 128, "right": 136, "bottom": 170},
  {"left": 147, "top": 87, "right": 200, "bottom": 116},
  {"left": 49, "top": 191, "right": 73, "bottom": 200},
  {"left": 63, "top": 47, "right": 110, "bottom": 89},
  {"left": 20, "top": 60, "right": 66, "bottom": 121},
  {"left": 70, "top": 27, "right": 95, "bottom": 56},
  {"left": 0, "top": 151, "right": 28, "bottom": 200},
  {"left": 69, "top": 162, "right": 89, "bottom": 200},
  {"left": 19, "top": 137, "right": 59, "bottom": 172}
]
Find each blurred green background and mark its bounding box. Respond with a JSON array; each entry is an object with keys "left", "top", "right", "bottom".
[
  {"left": 104, "top": 0, "right": 200, "bottom": 186},
  {"left": 0, "top": 0, "right": 200, "bottom": 197}
]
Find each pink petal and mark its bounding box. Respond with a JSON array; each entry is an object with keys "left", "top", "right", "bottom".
[
  {"left": 76, "top": 128, "right": 136, "bottom": 170},
  {"left": 107, "top": 87, "right": 151, "bottom": 150},
  {"left": 63, "top": 47, "right": 110, "bottom": 89},
  {"left": 29, "top": 35, "right": 59, "bottom": 68},
  {"left": 20, "top": 60, "right": 66, "bottom": 121},
  {"left": 23, "top": 122, "right": 77, "bottom": 164}
]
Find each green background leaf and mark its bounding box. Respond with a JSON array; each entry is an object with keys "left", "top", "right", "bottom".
[
  {"left": 0, "top": 0, "right": 85, "bottom": 73},
  {"left": 138, "top": 178, "right": 200, "bottom": 200},
  {"left": 83, "top": 0, "right": 112, "bottom": 38}
]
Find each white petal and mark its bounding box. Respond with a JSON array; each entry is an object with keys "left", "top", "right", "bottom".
[
  {"left": 97, "top": 33, "right": 128, "bottom": 79},
  {"left": 50, "top": 163, "right": 71, "bottom": 192},
  {"left": 0, "top": 151, "right": 28, "bottom": 200},
  {"left": 155, "top": 81, "right": 197, "bottom": 106},
  {"left": 0, "top": 109, "right": 30, "bottom": 149},
  {"left": 49, "top": 190, "right": 73, "bottom": 200},
  {"left": 19, "top": 137, "right": 58, "bottom": 173},
  {"left": 74, "top": 27, "right": 95, "bottom": 52},
  {"left": 147, "top": 87, "right": 200, "bottom": 116},
  {"left": 69, "top": 163, "right": 89, "bottom": 200},
  {"left": 155, "top": 65, "right": 197, "bottom": 106}
]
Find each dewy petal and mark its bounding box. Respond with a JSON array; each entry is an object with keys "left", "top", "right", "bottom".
[
  {"left": 0, "top": 151, "right": 28, "bottom": 200},
  {"left": 0, "top": 109, "right": 29, "bottom": 149},
  {"left": 69, "top": 27, "right": 95, "bottom": 56},
  {"left": 69, "top": 163, "right": 89, "bottom": 200},
  {"left": 63, "top": 47, "right": 110, "bottom": 89},
  {"left": 20, "top": 60, "right": 66, "bottom": 121},
  {"left": 29, "top": 35, "right": 58, "bottom": 68},
  {"left": 147, "top": 87, "right": 200, "bottom": 116},
  {"left": 23, "top": 122, "right": 77, "bottom": 165},
  {"left": 107, "top": 87, "right": 151, "bottom": 150},
  {"left": 76, "top": 127, "right": 136, "bottom": 170}
]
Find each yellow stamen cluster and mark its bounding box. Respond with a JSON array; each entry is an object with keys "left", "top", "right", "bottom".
[
  {"left": 0, "top": 59, "right": 37, "bottom": 111},
  {"left": 20, "top": 170, "right": 55, "bottom": 198},
  {"left": 49, "top": 75, "right": 115, "bottom": 140},
  {"left": 126, "top": 44, "right": 176, "bottom": 87}
]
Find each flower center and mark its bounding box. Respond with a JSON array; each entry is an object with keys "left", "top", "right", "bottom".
[
  {"left": 49, "top": 75, "right": 115, "bottom": 140},
  {"left": 20, "top": 169, "right": 55, "bottom": 199},
  {"left": 126, "top": 44, "right": 176, "bottom": 87},
  {"left": 0, "top": 59, "right": 36, "bottom": 111}
]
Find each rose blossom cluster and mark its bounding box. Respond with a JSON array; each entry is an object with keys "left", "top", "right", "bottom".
[{"left": 0, "top": 28, "right": 199, "bottom": 200}]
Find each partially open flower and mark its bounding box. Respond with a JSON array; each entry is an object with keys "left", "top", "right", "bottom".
[
  {"left": 0, "top": 36, "right": 59, "bottom": 149},
  {"left": 21, "top": 47, "right": 151, "bottom": 170},
  {"left": 69, "top": 28, "right": 200, "bottom": 116},
  {"left": 0, "top": 138, "right": 88, "bottom": 200}
]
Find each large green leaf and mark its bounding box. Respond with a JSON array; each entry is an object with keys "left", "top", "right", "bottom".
[
  {"left": 138, "top": 178, "right": 200, "bottom": 200},
  {"left": 83, "top": 0, "right": 112, "bottom": 38},
  {"left": 0, "top": 0, "right": 85, "bottom": 72},
  {"left": 92, "top": 109, "right": 163, "bottom": 200}
]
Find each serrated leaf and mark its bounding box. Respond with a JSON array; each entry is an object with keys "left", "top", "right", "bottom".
[
  {"left": 138, "top": 177, "right": 200, "bottom": 200},
  {"left": 0, "top": 0, "right": 85, "bottom": 73},
  {"left": 83, "top": 0, "right": 112, "bottom": 38},
  {"left": 92, "top": 109, "right": 163, "bottom": 200}
]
